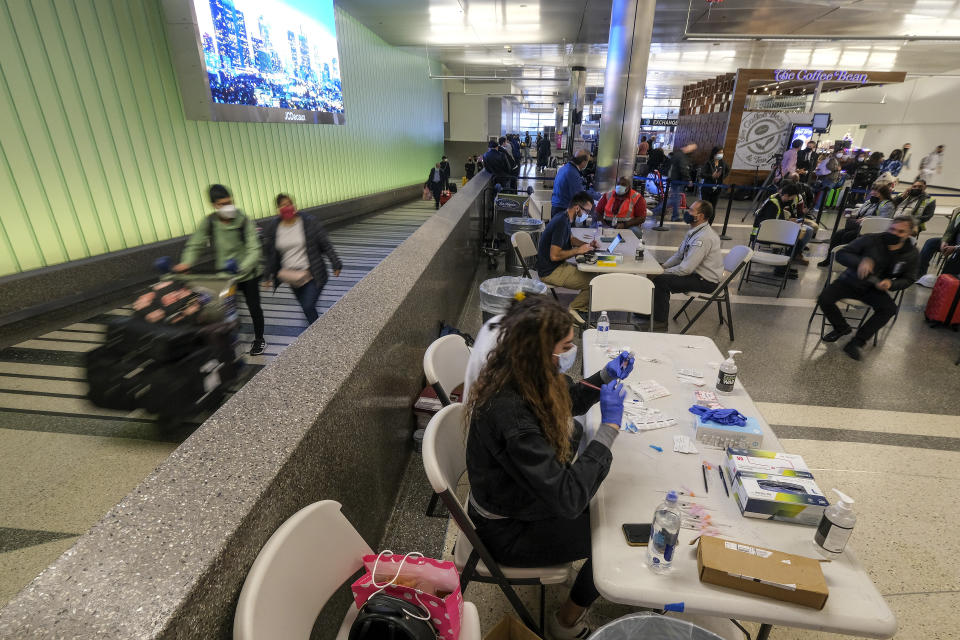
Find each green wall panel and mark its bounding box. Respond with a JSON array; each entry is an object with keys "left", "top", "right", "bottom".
[{"left": 0, "top": 0, "right": 443, "bottom": 276}]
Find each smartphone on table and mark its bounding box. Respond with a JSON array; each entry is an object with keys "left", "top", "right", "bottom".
[{"left": 622, "top": 523, "right": 651, "bottom": 547}]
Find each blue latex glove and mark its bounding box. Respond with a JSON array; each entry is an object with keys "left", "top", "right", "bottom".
[
  {"left": 689, "top": 405, "right": 747, "bottom": 426},
  {"left": 224, "top": 258, "right": 239, "bottom": 274},
  {"left": 604, "top": 351, "right": 635, "bottom": 380},
  {"left": 600, "top": 380, "right": 626, "bottom": 427}
]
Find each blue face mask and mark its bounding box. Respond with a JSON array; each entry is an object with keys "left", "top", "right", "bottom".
[
  {"left": 683, "top": 212, "right": 695, "bottom": 224},
  {"left": 575, "top": 212, "right": 588, "bottom": 225},
  {"left": 554, "top": 344, "right": 578, "bottom": 373},
  {"left": 614, "top": 185, "right": 627, "bottom": 196}
]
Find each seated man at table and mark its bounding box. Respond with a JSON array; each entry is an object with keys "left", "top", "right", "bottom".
[
  {"left": 595, "top": 176, "right": 647, "bottom": 233},
  {"left": 537, "top": 191, "right": 599, "bottom": 325},
  {"left": 818, "top": 215, "right": 919, "bottom": 361},
  {"left": 649, "top": 200, "right": 723, "bottom": 332}
]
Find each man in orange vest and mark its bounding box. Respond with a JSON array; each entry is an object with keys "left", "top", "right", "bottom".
[{"left": 595, "top": 177, "right": 647, "bottom": 234}]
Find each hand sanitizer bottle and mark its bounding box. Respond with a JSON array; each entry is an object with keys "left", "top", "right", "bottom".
[
  {"left": 815, "top": 489, "right": 856, "bottom": 555},
  {"left": 716, "top": 350, "right": 742, "bottom": 393}
]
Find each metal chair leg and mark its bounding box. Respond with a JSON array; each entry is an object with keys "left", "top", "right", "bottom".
[
  {"left": 539, "top": 584, "right": 546, "bottom": 633},
  {"left": 725, "top": 293, "right": 735, "bottom": 342},
  {"left": 716, "top": 299, "right": 725, "bottom": 325},
  {"left": 425, "top": 492, "right": 444, "bottom": 518},
  {"left": 673, "top": 296, "right": 695, "bottom": 321},
  {"left": 679, "top": 295, "right": 716, "bottom": 335}
]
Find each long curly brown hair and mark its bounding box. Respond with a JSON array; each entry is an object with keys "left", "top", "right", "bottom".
[{"left": 466, "top": 296, "right": 575, "bottom": 462}]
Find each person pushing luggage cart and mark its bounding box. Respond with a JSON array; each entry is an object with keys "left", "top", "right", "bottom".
[{"left": 175, "top": 184, "right": 267, "bottom": 356}]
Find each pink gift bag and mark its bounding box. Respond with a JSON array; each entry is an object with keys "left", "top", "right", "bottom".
[{"left": 351, "top": 551, "right": 463, "bottom": 639}]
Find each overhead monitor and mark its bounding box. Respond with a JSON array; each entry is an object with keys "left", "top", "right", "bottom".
[
  {"left": 162, "top": 0, "right": 344, "bottom": 124},
  {"left": 811, "top": 113, "right": 831, "bottom": 133},
  {"left": 789, "top": 125, "right": 813, "bottom": 149}
]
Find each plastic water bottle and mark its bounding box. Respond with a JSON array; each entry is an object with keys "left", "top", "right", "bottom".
[
  {"left": 596, "top": 311, "right": 610, "bottom": 347},
  {"left": 648, "top": 491, "right": 682, "bottom": 573}
]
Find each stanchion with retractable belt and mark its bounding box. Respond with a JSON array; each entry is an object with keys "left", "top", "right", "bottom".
[
  {"left": 652, "top": 180, "right": 671, "bottom": 231},
  {"left": 720, "top": 185, "right": 735, "bottom": 240},
  {"left": 826, "top": 187, "right": 852, "bottom": 242}
]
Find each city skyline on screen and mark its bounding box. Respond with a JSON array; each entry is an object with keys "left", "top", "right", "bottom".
[{"left": 193, "top": 0, "right": 343, "bottom": 115}]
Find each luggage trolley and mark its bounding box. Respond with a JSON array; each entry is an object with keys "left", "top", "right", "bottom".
[
  {"left": 480, "top": 184, "right": 534, "bottom": 270},
  {"left": 86, "top": 267, "right": 245, "bottom": 425}
]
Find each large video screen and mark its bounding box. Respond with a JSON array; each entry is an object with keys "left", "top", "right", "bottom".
[{"left": 181, "top": 0, "right": 344, "bottom": 124}]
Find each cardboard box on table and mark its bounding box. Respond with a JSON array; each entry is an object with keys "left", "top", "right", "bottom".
[{"left": 697, "top": 536, "right": 829, "bottom": 610}]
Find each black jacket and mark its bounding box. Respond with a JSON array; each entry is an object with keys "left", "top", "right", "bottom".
[
  {"left": 465, "top": 160, "right": 476, "bottom": 179},
  {"left": 482, "top": 148, "right": 513, "bottom": 179},
  {"left": 668, "top": 151, "right": 693, "bottom": 184},
  {"left": 647, "top": 148, "right": 667, "bottom": 173},
  {"left": 797, "top": 148, "right": 815, "bottom": 173},
  {"left": 536, "top": 138, "right": 551, "bottom": 162},
  {"left": 425, "top": 167, "right": 444, "bottom": 192},
  {"left": 467, "top": 369, "right": 615, "bottom": 522},
  {"left": 836, "top": 233, "right": 919, "bottom": 292},
  {"left": 700, "top": 159, "right": 729, "bottom": 186},
  {"left": 439, "top": 161, "right": 451, "bottom": 185},
  {"left": 261, "top": 213, "right": 343, "bottom": 290}
]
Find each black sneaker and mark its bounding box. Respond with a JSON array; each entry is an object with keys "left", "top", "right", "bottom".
[
  {"left": 249, "top": 338, "right": 267, "bottom": 356},
  {"left": 817, "top": 259, "right": 830, "bottom": 268},
  {"left": 843, "top": 340, "right": 863, "bottom": 361},
  {"left": 823, "top": 327, "right": 852, "bottom": 342}
]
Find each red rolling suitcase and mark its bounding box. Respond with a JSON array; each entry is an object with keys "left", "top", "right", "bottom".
[
  {"left": 439, "top": 190, "right": 452, "bottom": 206},
  {"left": 924, "top": 274, "right": 960, "bottom": 325}
]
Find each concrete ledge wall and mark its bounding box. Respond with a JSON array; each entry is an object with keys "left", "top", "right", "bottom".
[
  {"left": 0, "top": 176, "right": 488, "bottom": 639},
  {"left": 0, "top": 184, "right": 422, "bottom": 326}
]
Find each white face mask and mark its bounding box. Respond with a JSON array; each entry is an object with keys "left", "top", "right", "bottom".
[
  {"left": 614, "top": 185, "right": 627, "bottom": 195},
  {"left": 836, "top": 153, "right": 844, "bottom": 158},
  {"left": 554, "top": 344, "right": 577, "bottom": 373},
  {"left": 217, "top": 204, "right": 237, "bottom": 219},
  {"left": 715, "top": 154, "right": 723, "bottom": 160}
]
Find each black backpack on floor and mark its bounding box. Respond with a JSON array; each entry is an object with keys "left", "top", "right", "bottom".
[{"left": 348, "top": 594, "right": 436, "bottom": 640}]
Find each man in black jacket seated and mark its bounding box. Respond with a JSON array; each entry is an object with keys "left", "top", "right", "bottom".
[{"left": 818, "top": 215, "right": 919, "bottom": 360}]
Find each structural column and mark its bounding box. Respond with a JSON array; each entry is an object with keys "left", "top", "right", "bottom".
[
  {"left": 567, "top": 66, "right": 587, "bottom": 155},
  {"left": 596, "top": 0, "right": 655, "bottom": 192}
]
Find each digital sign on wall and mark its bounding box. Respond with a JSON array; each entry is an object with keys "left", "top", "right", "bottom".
[{"left": 164, "top": 0, "right": 344, "bottom": 124}]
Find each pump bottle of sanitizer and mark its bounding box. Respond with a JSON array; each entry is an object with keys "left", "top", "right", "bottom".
[
  {"left": 716, "top": 350, "right": 742, "bottom": 393},
  {"left": 815, "top": 489, "right": 856, "bottom": 555}
]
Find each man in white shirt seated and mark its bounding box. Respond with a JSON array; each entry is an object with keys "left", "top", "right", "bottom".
[{"left": 649, "top": 200, "right": 724, "bottom": 331}]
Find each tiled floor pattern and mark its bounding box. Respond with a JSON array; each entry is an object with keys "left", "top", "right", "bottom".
[
  {"left": 0, "top": 199, "right": 439, "bottom": 605},
  {"left": 380, "top": 197, "right": 960, "bottom": 640}
]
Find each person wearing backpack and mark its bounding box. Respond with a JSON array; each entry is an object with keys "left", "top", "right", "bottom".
[
  {"left": 261, "top": 193, "right": 342, "bottom": 324},
  {"left": 175, "top": 184, "right": 267, "bottom": 356}
]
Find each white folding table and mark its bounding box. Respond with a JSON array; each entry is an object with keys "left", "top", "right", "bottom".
[
  {"left": 570, "top": 228, "right": 664, "bottom": 276},
  {"left": 582, "top": 329, "right": 896, "bottom": 639}
]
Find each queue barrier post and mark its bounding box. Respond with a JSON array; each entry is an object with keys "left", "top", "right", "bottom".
[
  {"left": 826, "top": 187, "right": 851, "bottom": 242},
  {"left": 719, "top": 185, "right": 734, "bottom": 241},
  {"left": 653, "top": 180, "right": 670, "bottom": 231}
]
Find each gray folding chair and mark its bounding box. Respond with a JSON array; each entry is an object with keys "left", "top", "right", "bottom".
[
  {"left": 422, "top": 404, "right": 569, "bottom": 635},
  {"left": 674, "top": 245, "right": 753, "bottom": 341},
  {"left": 739, "top": 219, "right": 801, "bottom": 297}
]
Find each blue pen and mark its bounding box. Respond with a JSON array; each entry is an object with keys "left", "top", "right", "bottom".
[{"left": 649, "top": 444, "right": 663, "bottom": 453}]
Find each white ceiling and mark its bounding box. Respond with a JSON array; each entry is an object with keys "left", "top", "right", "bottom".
[{"left": 336, "top": 0, "right": 960, "bottom": 101}]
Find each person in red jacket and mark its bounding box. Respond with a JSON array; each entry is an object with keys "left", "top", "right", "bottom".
[{"left": 595, "top": 177, "right": 647, "bottom": 234}]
